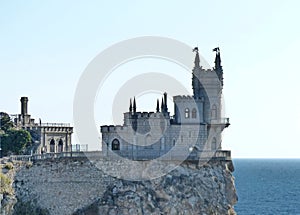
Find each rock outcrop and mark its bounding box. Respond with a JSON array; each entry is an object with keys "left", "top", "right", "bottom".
[{"left": 1, "top": 157, "right": 237, "bottom": 215}]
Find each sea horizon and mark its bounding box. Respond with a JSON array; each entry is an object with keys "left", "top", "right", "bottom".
[{"left": 233, "top": 158, "right": 300, "bottom": 214}]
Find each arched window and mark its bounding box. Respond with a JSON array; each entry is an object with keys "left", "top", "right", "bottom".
[
  {"left": 173, "top": 139, "right": 176, "bottom": 146},
  {"left": 192, "top": 108, "right": 197, "bottom": 118},
  {"left": 145, "top": 134, "right": 153, "bottom": 149},
  {"left": 211, "top": 137, "right": 217, "bottom": 150},
  {"left": 112, "top": 139, "right": 120, "bottom": 150},
  {"left": 58, "top": 139, "right": 63, "bottom": 153},
  {"left": 146, "top": 134, "right": 151, "bottom": 145},
  {"left": 185, "top": 108, "right": 190, "bottom": 118},
  {"left": 211, "top": 104, "right": 217, "bottom": 119},
  {"left": 50, "top": 139, "right": 55, "bottom": 153}
]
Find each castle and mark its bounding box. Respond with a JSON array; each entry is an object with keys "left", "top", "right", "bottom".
[
  {"left": 11, "top": 97, "right": 74, "bottom": 154},
  {"left": 101, "top": 47, "right": 230, "bottom": 160}
]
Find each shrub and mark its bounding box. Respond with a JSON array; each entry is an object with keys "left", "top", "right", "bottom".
[
  {"left": 26, "top": 161, "right": 33, "bottom": 169},
  {"left": 4, "top": 162, "right": 14, "bottom": 170},
  {"left": 0, "top": 173, "right": 13, "bottom": 195}
]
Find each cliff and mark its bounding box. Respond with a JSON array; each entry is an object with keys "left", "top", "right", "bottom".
[{"left": 1, "top": 157, "right": 237, "bottom": 215}]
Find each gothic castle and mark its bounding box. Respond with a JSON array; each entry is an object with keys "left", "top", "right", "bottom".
[{"left": 101, "top": 47, "right": 230, "bottom": 160}]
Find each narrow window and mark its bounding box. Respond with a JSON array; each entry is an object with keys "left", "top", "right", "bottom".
[
  {"left": 112, "top": 139, "right": 120, "bottom": 150},
  {"left": 211, "top": 137, "right": 217, "bottom": 150},
  {"left": 58, "top": 139, "right": 63, "bottom": 153},
  {"left": 145, "top": 134, "right": 152, "bottom": 149},
  {"left": 50, "top": 139, "right": 55, "bottom": 153},
  {"left": 211, "top": 105, "right": 217, "bottom": 119},
  {"left": 185, "top": 108, "right": 190, "bottom": 118},
  {"left": 192, "top": 108, "right": 197, "bottom": 118}
]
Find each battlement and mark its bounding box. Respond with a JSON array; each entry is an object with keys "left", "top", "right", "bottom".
[
  {"left": 124, "top": 111, "right": 170, "bottom": 119},
  {"left": 101, "top": 125, "right": 126, "bottom": 132},
  {"left": 173, "top": 95, "right": 194, "bottom": 101},
  {"left": 173, "top": 95, "right": 204, "bottom": 102},
  {"left": 198, "top": 68, "right": 214, "bottom": 73}
]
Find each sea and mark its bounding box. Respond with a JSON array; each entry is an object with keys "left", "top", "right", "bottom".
[{"left": 233, "top": 159, "right": 300, "bottom": 215}]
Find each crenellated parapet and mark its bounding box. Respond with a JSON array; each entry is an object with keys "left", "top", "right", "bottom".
[{"left": 101, "top": 125, "right": 127, "bottom": 133}]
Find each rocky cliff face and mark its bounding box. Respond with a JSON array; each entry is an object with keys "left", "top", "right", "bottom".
[{"left": 1, "top": 158, "right": 237, "bottom": 215}]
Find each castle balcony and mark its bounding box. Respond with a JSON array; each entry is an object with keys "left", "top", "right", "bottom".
[
  {"left": 214, "top": 150, "right": 231, "bottom": 160},
  {"left": 210, "top": 118, "right": 230, "bottom": 127},
  {"left": 195, "top": 150, "right": 231, "bottom": 161},
  {"left": 40, "top": 123, "right": 71, "bottom": 127}
]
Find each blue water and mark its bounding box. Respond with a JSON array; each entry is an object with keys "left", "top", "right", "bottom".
[{"left": 233, "top": 159, "right": 300, "bottom": 215}]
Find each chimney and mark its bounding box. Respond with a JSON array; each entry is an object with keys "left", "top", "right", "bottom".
[{"left": 20, "top": 97, "right": 29, "bottom": 115}]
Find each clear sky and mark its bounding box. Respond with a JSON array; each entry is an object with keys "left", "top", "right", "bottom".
[{"left": 1, "top": 1, "right": 300, "bottom": 158}]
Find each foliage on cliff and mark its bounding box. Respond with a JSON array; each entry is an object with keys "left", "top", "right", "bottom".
[
  {"left": 0, "top": 172, "right": 13, "bottom": 195},
  {"left": 0, "top": 112, "right": 32, "bottom": 156}
]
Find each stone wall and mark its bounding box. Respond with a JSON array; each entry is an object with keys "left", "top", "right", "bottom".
[{"left": 1, "top": 157, "right": 237, "bottom": 215}]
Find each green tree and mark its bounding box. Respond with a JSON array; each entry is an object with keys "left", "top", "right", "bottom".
[
  {"left": 0, "top": 112, "right": 13, "bottom": 132},
  {"left": 2, "top": 129, "right": 31, "bottom": 156}
]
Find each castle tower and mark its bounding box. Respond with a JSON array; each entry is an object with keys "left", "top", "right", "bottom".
[{"left": 19, "top": 96, "right": 32, "bottom": 126}]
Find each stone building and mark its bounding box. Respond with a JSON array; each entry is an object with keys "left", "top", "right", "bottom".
[
  {"left": 12, "top": 97, "right": 73, "bottom": 154},
  {"left": 101, "top": 47, "right": 230, "bottom": 160}
]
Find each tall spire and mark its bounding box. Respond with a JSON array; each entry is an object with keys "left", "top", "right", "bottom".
[
  {"left": 193, "top": 47, "right": 200, "bottom": 68},
  {"left": 213, "top": 47, "right": 223, "bottom": 85},
  {"left": 133, "top": 97, "right": 136, "bottom": 113},
  {"left": 161, "top": 97, "right": 164, "bottom": 112},
  {"left": 213, "top": 47, "right": 222, "bottom": 70},
  {"left": 163, "top": 92, "right": 168, "bottom": 112},
  {"left": 129, "top": 98, "right": 132, "bottom": 112},
  {"left": 192, "top": 47, "right": 201, "bottom": 98},
  {"left": 156, "top": 99, "right": 160, "bottom": 112}
]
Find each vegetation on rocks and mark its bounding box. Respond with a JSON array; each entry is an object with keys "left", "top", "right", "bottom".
[
  {"left": 0, "top": 112, "right": 32, "bottom": 156},
  {"left": 0, "top": 172, "right": 13, "bottom": 195}
]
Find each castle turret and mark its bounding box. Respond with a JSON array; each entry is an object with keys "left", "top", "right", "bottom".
[
  {"left": 192, "top": 47, "right": 201, "bottom": 99},
  {"left": 133, "top": 97, "right": 136, "bottom": 113},
  {"left": 156, "top": 99, "right": 160, "bottom": 112},
  {"left": 213, "top": 47, "right": 223, "bottom": 86},
  {"left": 163, "top": 92, "right": 168, "bottom": 112},
  {"left": 129, "top": 98, "right": 132, "bottom": 112},
  {"left": 19, "top": 97, "right": 32, "bottom": 126}
]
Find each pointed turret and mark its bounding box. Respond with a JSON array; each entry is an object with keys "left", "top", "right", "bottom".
[
  {"left": 156, "top": 99, "right": 160, "bottom": 112},
  {"left": 133, "top": 97, "right": 136, "bottom": 113},
  {"left": 129, "top": 98, "right": 132, "bottom": 112},
  {"left": 193, "top": 47, "right": 200, "bottom": 68},
  {"left": 192, "top": 47, "right": 201, "bottom": 98},
  {"left": 161, "top": 97, "right": 164, "bottom": 112},
  {"left": 163, "top": 92, "right": 168, "bottom": 112},
  {"left": 213, "top": 47, "right": 223, "bottom": 85}
]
